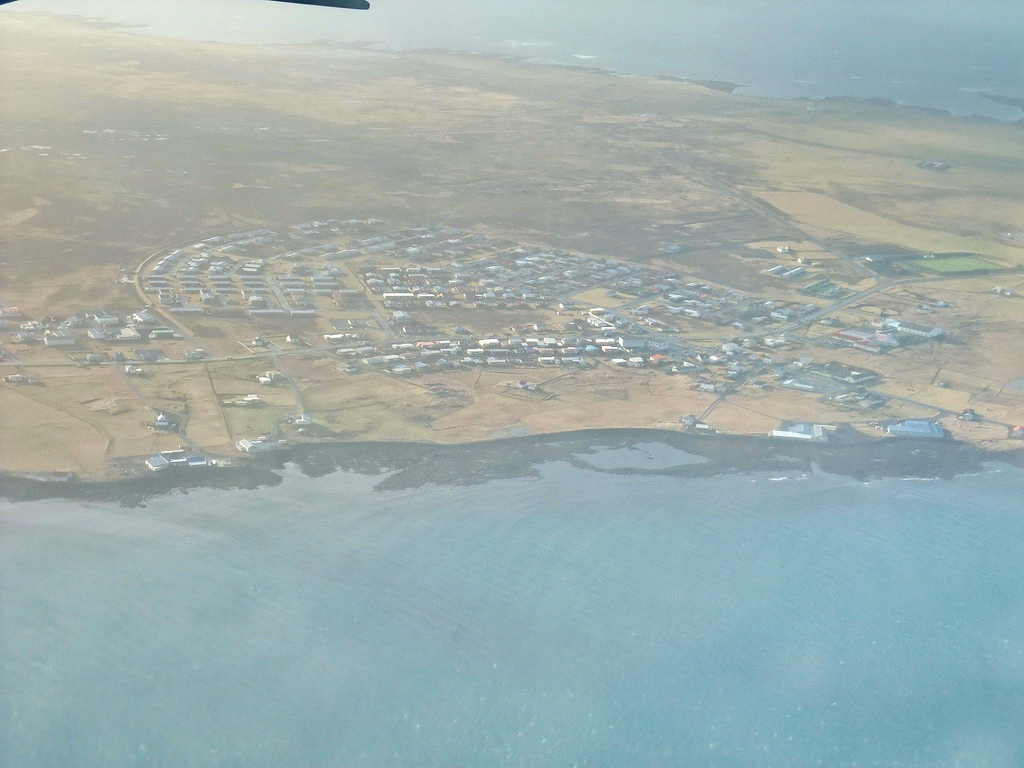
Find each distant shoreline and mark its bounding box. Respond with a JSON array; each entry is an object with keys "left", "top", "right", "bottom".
[
  {"left": 311, "top": 40, "right": 750, "bottom": 94},
  {"left": 306, "top": 39, "right": 1024, "bottom": 125},
  {"left": 3, "top": 428, "right": 1022, "bottom": 505},
  {"left": 23, "top": 10, "right": 1022, "bottom": 123}
]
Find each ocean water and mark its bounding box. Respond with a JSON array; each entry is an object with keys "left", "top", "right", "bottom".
[
  {"left": 3, "top": 444, "right": 1024, "bottom": 766},
  {"left": 11, "top": 0, "right": 1024, "bottom": 118}
]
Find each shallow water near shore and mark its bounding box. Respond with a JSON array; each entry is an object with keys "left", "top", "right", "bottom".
[{"left": 3, "top": 437, "right": 1024, "bottom": 766}]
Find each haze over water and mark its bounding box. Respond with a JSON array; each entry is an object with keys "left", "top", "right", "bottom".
[
  {"left": 3, "top": 452, "right": 1024, "bottom": 766},
  {"left": 10, "top": 0, "right": 1024, "bottom": 118}
]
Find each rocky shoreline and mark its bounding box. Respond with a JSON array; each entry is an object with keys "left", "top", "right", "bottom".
[{"left": 3, "top": 429, "right": 1021, "bottom": 505}]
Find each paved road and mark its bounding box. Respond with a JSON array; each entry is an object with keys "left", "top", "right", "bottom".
[
  {"left": 661, "top": 146, "right": 877, "bottom": 280},
  {"left": 774, "top": 280, "right": 896, "bottom": 334},
  {"left": 132, "top": 247, "right": 194, "bottom": 339}
]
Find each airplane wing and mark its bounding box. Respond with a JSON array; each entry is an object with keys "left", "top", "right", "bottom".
[
  {"left": 0, "top": 0, "right": 371, "bottom": 7},
  {"left": 268, "top": 0, "right": 372, "bottom": 7},
  {"left": 269, "top": 0, "right": 370, "bottom": 7}
]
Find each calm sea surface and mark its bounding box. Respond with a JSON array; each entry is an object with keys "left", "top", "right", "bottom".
[
  {"left": 13, "top": 0, "right": 1024, "bottom": 118},
  {"left": 3, "top": 446, "right": 1024, "bottom": 766}
]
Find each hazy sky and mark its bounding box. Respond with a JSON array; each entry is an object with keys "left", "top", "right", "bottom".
[
  {"left": 1, "top": 0, "right": 613, "bottom": 44},
  {"left": 3, "top": 0, "right": 399, "bottom": 42},
  {"left": 8, "top": 0, "right": 1022, "bottom": 50}
]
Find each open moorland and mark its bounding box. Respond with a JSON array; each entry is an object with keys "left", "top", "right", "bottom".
[{"left": 1, "top": 13, "right": 1022, "bottom": 479}]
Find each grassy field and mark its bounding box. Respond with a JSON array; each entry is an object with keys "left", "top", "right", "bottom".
[
  {"left": 910, "top": 256, "right": 996, "bottom": 273},
  {"left": 5, "top": 12, "right": 1021, "bottom": 301}
]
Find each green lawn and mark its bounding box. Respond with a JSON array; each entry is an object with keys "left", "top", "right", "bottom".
[{"left": 911, "top": 256, "right": 995, "bottom": 273}]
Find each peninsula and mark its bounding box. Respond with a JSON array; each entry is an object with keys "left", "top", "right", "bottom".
[{"left": 2, "top": 13, "right": 1023, "bottom": 481}]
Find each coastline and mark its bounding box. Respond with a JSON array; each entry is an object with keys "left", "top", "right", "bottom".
[
  {"left": 310, "top": 39, "right": 1024, "bottom": 125},
  {"left": 3, "top": 428, "right": 1022, "bottom": 505},
  {"left": 2, "top": 14, "right": 1023, "bottom": 493},
  {"left": 31, "top": 10, "right": 1024, "bottom": 123},
  {"left": 317, "top": 40, "right": 751, "bottom": 96}
]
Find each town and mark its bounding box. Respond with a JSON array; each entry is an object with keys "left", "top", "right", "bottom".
[{"left": 4, "top": 214, "right": 1022, "bottom": 479}]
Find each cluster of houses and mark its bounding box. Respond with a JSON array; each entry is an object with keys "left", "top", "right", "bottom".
[
  {"left": 322, "top": 311, "right": 806, "bottom": 388},
  {"left": 144, "top": 248, "right": 348, "bottom": 318},
  {"left": 620, "top": 283, "right": 825, "bottom": 334},
  {"left": 327, "top": 329, "right": 890, "bottom": 409},
  {"left": 336, "top": 336, "right": 602, "bottom": 375},
  {"left": 135, "top": 222, "right": 951, "bottom": 366},
  {"left": 139, "top": 221, "right": 510, "bottom": 317},
  {"left": 331, "top": 323, "right": 787, "bottom": 379},
  {"left": 362, "top": 267, "right": 839, "bottom": 343},
  {"left": 4, "top": 307, "right": 182, "bottom": 348},
  {"left": 326, "top": 224, "right": 501, "bottom": 262},
  {"left": 357, "top": 249, "right": 680, "bottom": 314},
  {"left": 1, "top": 216, "right": 992, "bottom": 475},
  {"left": 437, "top": 247, "right": 677, "bottom": 299},
  {"left": 144, "top": 221, "right": 478, "bottom": 309}
]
